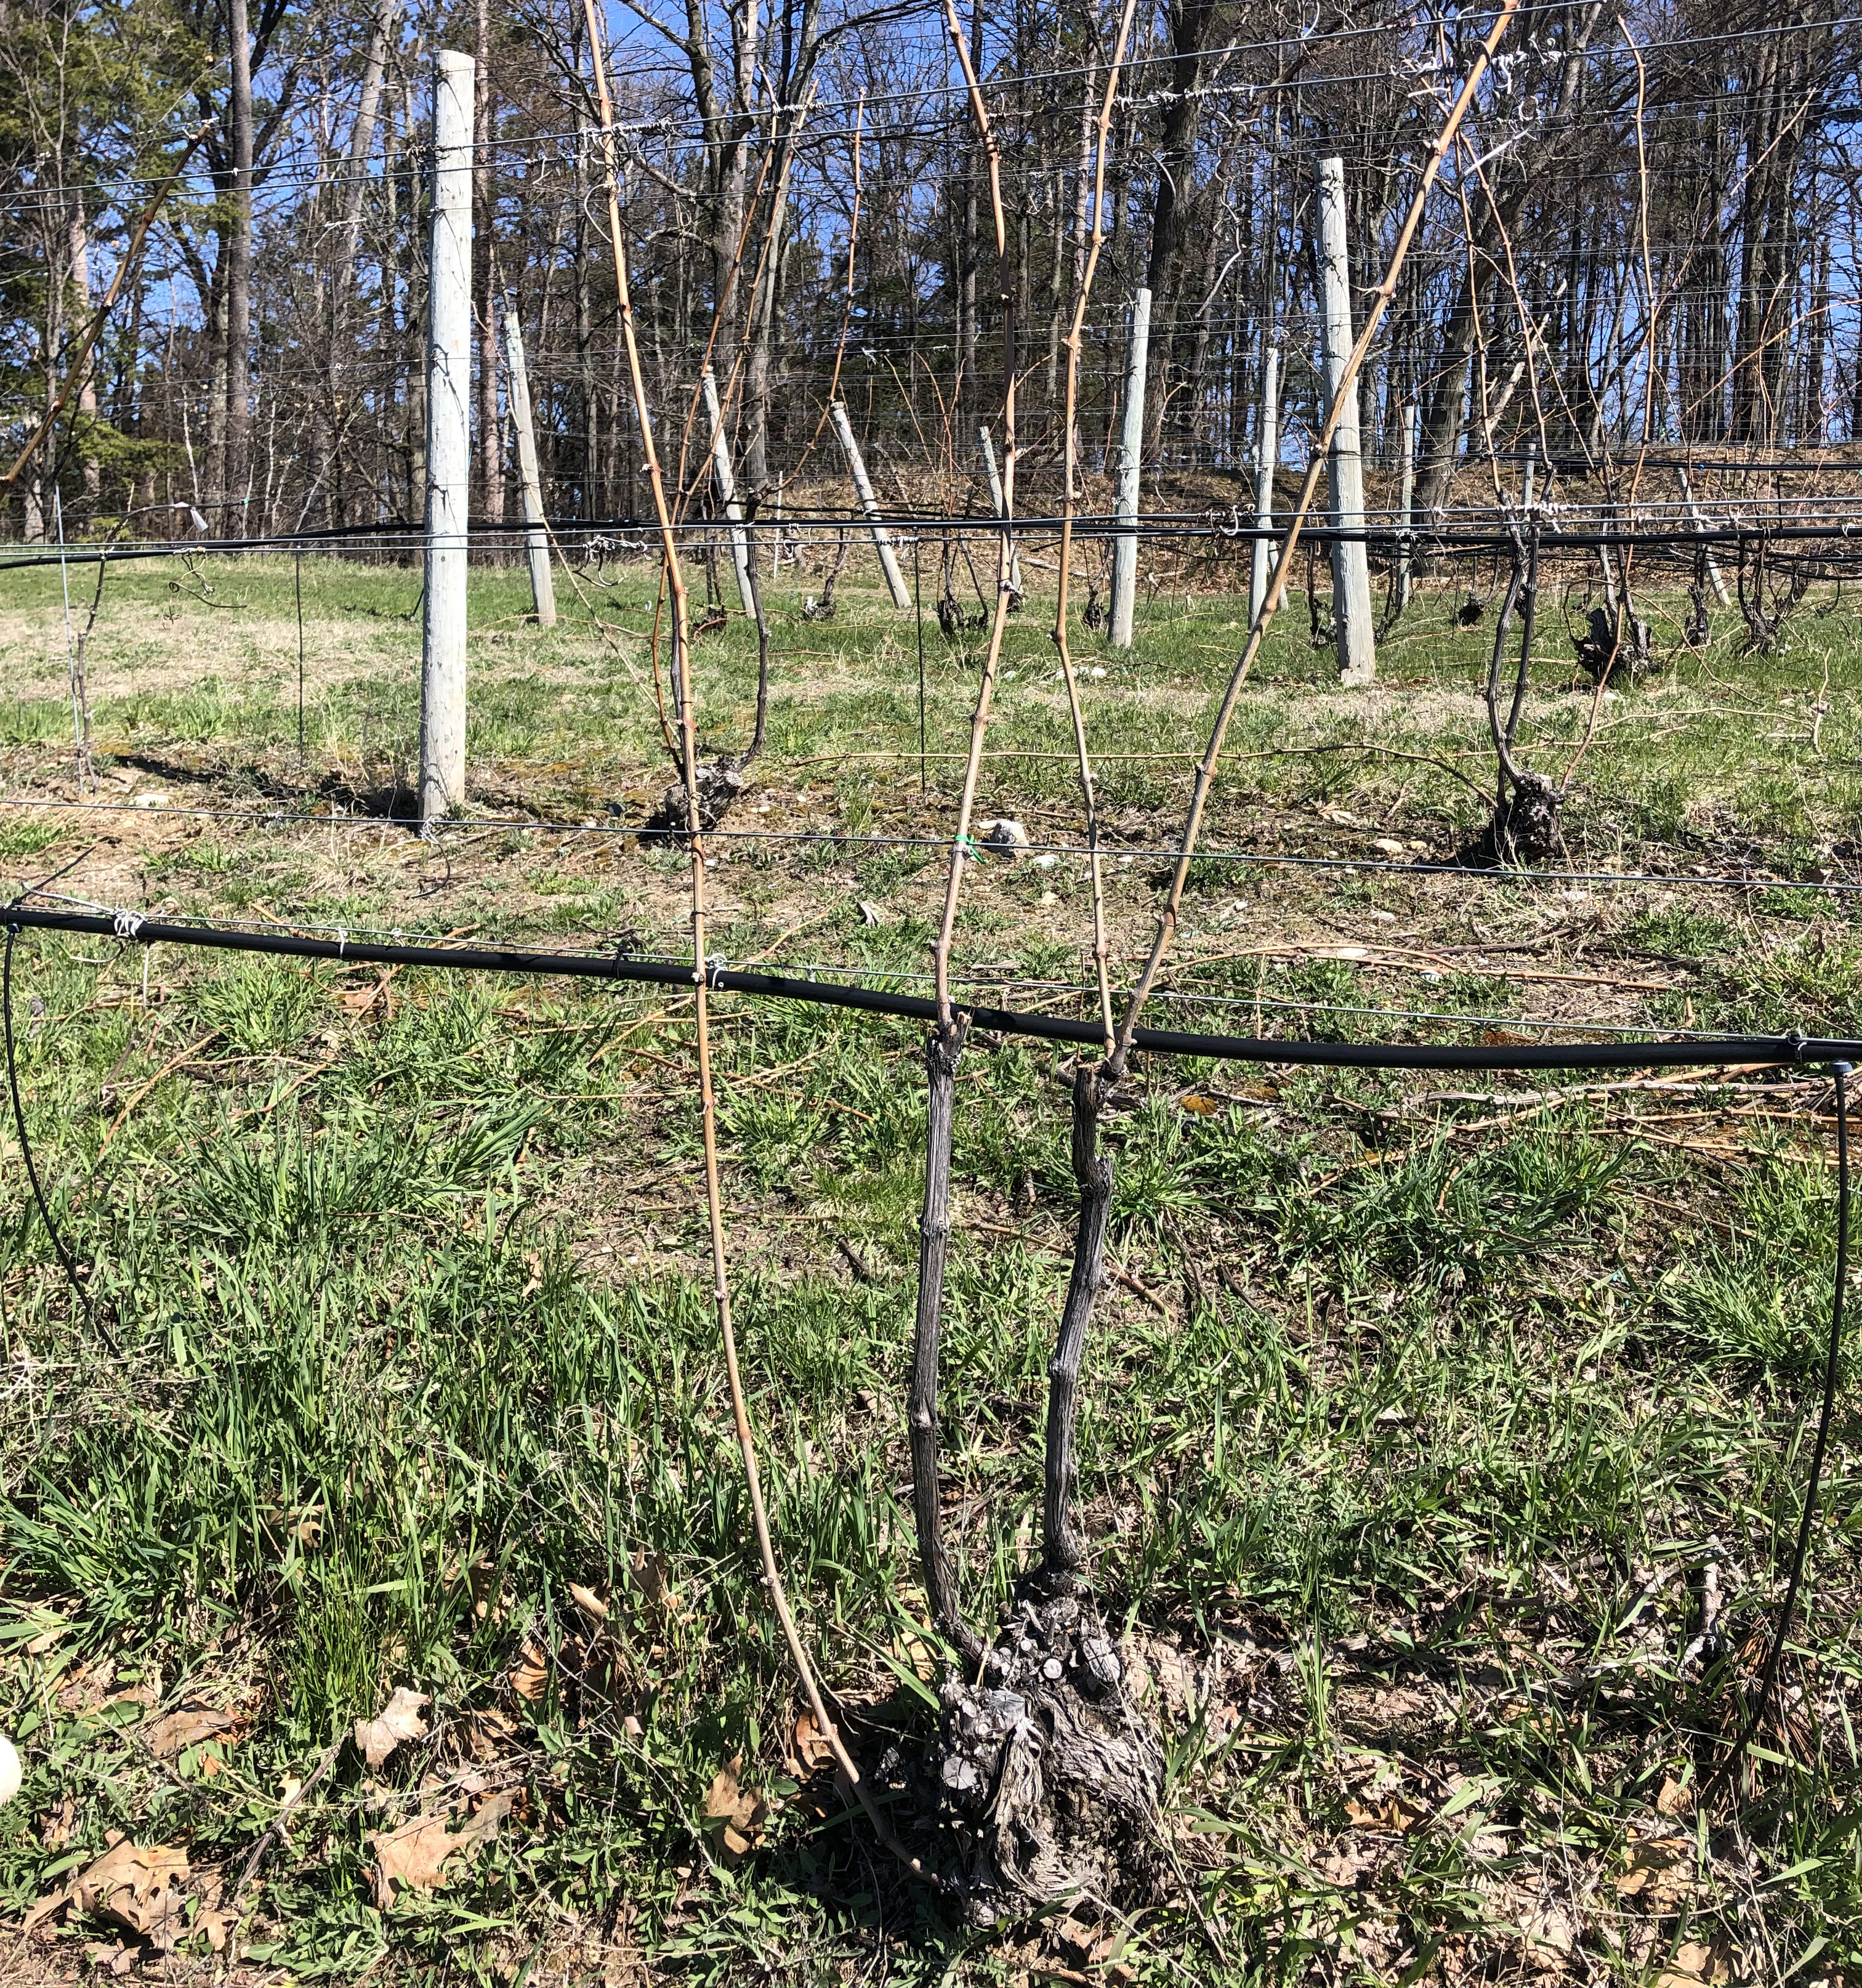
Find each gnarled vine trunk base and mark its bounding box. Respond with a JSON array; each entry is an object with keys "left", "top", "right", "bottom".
[
  {"left": 1483, "top": 770, "right": 1560, "bottom": 865},
  {"left": 643, "top": 755, "right": 746, "bottom": 839},
  {"left": 913, "top": 1585, "right": 1167, "bottom": 1923}
]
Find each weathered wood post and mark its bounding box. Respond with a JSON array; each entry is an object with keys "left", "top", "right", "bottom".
[
  {"left": 419, "top": 49, "right": 474, "bottom": 826},
  {"left": 502, "top": 299, "right": 556, "bottom": 628},
  {"left": 829, "top": 400, "right": 911, "bottom": 609},
  {"left": 703, "top": 368, "right": 757, "bottom": 616},
  {"left": 1249, "top": 334, "right": 1280, "bottom": 623},
  {"left": 1108, "top": 285, "right": 1150, "bottom": 648},
  {"left": 1315, "top": 155, "right": 1376, "bottom": 685}
]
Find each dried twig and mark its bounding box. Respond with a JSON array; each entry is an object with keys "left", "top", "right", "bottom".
[
  {"left": 581, "top": 0, "right": 938, "bottom": 1893},
  {"left": 1106, "top": 0, "right": 1524, "bottom": 1088}
]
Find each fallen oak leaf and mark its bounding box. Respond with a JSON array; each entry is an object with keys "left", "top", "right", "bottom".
[
  {"left": 22, "top": 1886, "right": 70, "bottom": 1934},
  {"left": 366, "top": 1790, "right": 513, "bottom": 1909},
  {"left": 1658, "top": 1937, "right": 1734, "bottom": 1987},
  {"left": 464, "top": 1708, "right": 518, "bottom": 1762},
  {"left": 1655, "top": 1774, "right": 1693, "bottom": 1817},
  {"left": 509, "top": 1640, "right": 550, "bottom": 1702},
  {"left": 703, "top": 1756, "right": 768, "bottom": 1862},
  {"left": 1518, "top": 1896, "right": 1579, "bottom": 1958},
  {"left": 1344, "top": 1792, "right": 1428, "bottom": 1833},
  {"left": 630, "top": 1551, "right": 679, "bottom": 1615},
  {"left": 1617, "top": 1835, "right": 1697, "bottom": 1910},
  {"left": 353, "top": 1687, "right": 430, "bottom": 1770},
  {"left": 789, "top": 1711, "right": 833, "bottom": 1776},
  {"left": 193, "top": 1901, "right": 236, "bottom": 1954},
  {"left": 566, "top": 1581, "right": 608, "bottom": 1622},
  {"left": 71, "top": 1840, "right": 191, "bottom": 1952},
  {"left": 142, "top": 1705, "right": 244, "bottom": 1763}
]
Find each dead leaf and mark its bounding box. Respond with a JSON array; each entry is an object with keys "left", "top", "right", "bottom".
[
  {"left": 337, "top": 975, "right": 390, "bottom": 1017},
  {"left": 1519, "top": 1897, "right": 1579, "bottom": 1957},
  {"left": 464, "top": 1708, "right": 518, "bottom": 1761},
  {"left": 83, "top": 1941, "right": 137, "bottom": 1976},
  {"left": 194, "top": 1902, "right": 236, "bottom": 1954},
  {"left": 790, "top": 1711, "right": 834, "bottom": 1776},
  {"left": 467, "top": 1559, "right": 502, "bottom": 1623},
  {"left": 142, "top": 1705, "right": 243, "bottom": 1763},
  {"left": 353, "top": 1687, "right": 430, "bottom": 1770},
  {"left": 703, "top": 1756, "right": 768, "bottom": 1861},
  {"left": 22, "top": 1886, "right": 70, "bottom": 1934},
  {"left": 1179, "top": 1093, "right": 1220, "bottom": 1115},
  {"left": 1617, "top": 1835, "right": 1696, "bottom": 1911},
  {"left": 1658, "top": 1937, "right": 1733, "bottom": 1987},
  {"left": 366, "top": 1790, "right": 512, "bottom": 1909},
  {"left": 510, "top": 1640, "right": 549, "bottom": 1701},
  {"left": 566, "top": 1581, "right": 608, "bottom": 1622},
  {"left": 1655, "top": 1774, "right": 1693, "bottom": 1817},
  {"left": 631, "top": 1551, "right": 678, "bottom": 1614},
  {"left": 71, "top": 1841, "right": 191, "bottom": 1952},
  {"left": 1316, "top": 1840, "right": 1377, "bottom": 1888},
  {"left": 1344, "top": 1792, "right": 1427, "bottom": 1833},
  {"left": 107, "top": 1671, "right": 162, "bottom": 1712}
]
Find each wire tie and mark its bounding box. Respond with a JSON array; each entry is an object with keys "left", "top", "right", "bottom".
[
  {"left": 337, "top": 928, "right": 349, "bottom": 960},
  {"left": 707, "top": 953, "right": 727, "bottom": 990},
  {"left": 112, "top": 911, "right": 145, "bottom": 942}
]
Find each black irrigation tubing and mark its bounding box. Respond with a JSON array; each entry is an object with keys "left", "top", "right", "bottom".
[
  {"left": 1, "top": 925, "right": 120, "bottom": 1354},
  {"left": 6, "top": 905, "right": 1862, "bottom": 1075},
  {"left": 1702, "top": 1058, "right": 1850, "bottom": 1804},
  {"left": 0, "top": 939, "right": 1845, "bottom": 1808},
  {"left": 9, "top": 519, "right": 1862, "bottom": 573}
]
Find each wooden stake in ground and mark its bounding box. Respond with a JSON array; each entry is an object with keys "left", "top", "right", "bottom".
[
  {"left": 1678, "top": 462, "right": 1731, "bottom": 606},
  {"left": 501, "top": 300, "right": 557, "bottom": 629},
  {"left": 703, "top": 369, "right": 757, "bottom": 617},
  {"left": 1393, "top": 396, "right": 1417, "bottom": 620},
  {"left": 419, "top": 50, "right": 474, "bottom": 828},
  {"left": 829, "top": 401, "right": 910, "bottom": 608},
  {"left": 1315, "top": 155, "right": 1377, "bottom": 685},
  {"left": 975, "top": 427, "right": 1023, "bottom": 599},
  {"left": 1108, "top": 285, "right": 1151, "bottom": 649},
  {"left": 1249, "top": 334, "right": 1281, "bottom": 623}
]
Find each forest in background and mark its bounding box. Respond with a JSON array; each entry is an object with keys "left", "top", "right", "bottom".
[{"left": 1, "top": 0, "right": 1860, "bottom": 546}]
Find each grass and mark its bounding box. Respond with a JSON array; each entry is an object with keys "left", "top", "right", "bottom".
[{"left": 0, "top": 552, "right": 1855, "bottom": 1982}]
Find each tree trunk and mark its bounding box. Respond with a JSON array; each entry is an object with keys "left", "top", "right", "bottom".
[
  {"left": 227, "top": 0, "right": 255, "bottom": 527},
  {"left": 1142, "top": 0, "right": 1215, "bottom": 454},
  {"left": 67, "top": 195, "right": 100, "bottom": 500}
]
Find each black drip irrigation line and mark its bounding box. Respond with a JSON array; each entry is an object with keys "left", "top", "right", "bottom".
[
  {"left": 7, "top": 515, "right": 1862, "bottom": 573},
  {"left": 1702, "top": 1059, "right": 1850, "bottom": 1806},
  {"left": 0, "top": 908, "right": 1850, "bottom": 1808},
  {"left": 6, "top": 904, "right": 1862, "bottom": 1074},
  {"left": 1, "top": 924, "right": 119, "bottom": 1355}
]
